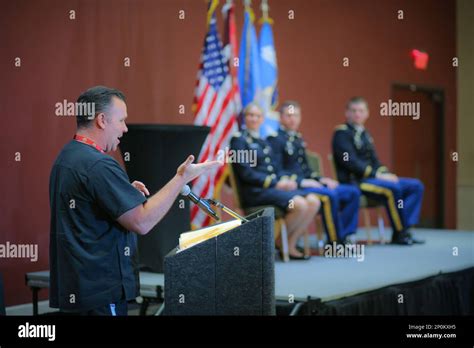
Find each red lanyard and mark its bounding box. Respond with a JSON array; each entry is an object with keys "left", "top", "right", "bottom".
[{"left": 73, "top": 134, "right": 105, "bottom": 153}]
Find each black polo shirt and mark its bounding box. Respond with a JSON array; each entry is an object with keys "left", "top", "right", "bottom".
[{"left": 49, "top": 140, "right": 146, "bottom": 311}]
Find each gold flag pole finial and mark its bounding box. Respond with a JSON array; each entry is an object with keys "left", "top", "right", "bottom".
[
  {"left": 243, "top": 0, "right": 255, "bottom": 23},
  {"left": 207, "top": 0, "right": 220, "bottom": 26},
  {"left": 259, "top": 0, "right": 273, "bottom": 24}
]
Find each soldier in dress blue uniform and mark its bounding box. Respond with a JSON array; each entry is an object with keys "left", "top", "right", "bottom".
[
  {"left": 230, "top": 103, "right": 321, "bottom": 260},
  {"left": 332, "top": 97, "right": 425, "bottom": 245},
  {"left": 267, "top": 101, "right": 361, "bottom": 244}
]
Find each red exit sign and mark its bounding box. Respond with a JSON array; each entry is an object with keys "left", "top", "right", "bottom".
[{"left": 411, "top": 49, "right": 429, "bottom": 70}]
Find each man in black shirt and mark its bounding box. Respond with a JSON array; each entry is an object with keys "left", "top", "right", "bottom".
[{"left": 49, "top": 86, "right": 220, "bottom": 315}]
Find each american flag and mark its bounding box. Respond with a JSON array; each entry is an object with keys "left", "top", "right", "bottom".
[{"left": 191, "top": 0, "right": 239, "bottom": 229}]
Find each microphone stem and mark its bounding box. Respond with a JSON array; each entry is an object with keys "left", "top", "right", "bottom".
[{"left": 207, "top": 199, "right": 249, "bottom": 222}]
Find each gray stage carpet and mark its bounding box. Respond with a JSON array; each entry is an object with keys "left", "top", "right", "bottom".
[{"left": 276, "top": 228, "right": 474, "bottom": 302}]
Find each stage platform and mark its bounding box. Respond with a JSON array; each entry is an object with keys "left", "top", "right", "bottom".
[
  {"left": 10, "top": 228, "right": 474, "bottom": 315},
  {"left": 279, "top": 228, "right": 473, "bottom": 302}
]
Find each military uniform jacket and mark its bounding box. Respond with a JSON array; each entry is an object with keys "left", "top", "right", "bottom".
[
  {"left": 331, "top": 122, "right": 389, "bottom": 184},
  {"left": 267, "top": 127, "right": 320, "bottom": 185}
]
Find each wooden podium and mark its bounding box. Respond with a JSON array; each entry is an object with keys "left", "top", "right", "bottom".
[{"left": 163, "top": 208, "right": 276, "bottom": 316}]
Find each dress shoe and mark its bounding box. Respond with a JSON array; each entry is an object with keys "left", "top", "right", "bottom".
[
  {"left": 391, "top": 231, "right": 413, "bottom": 245},
  {"left": 289, "top": 253, "right": 311, "bottom": 260},
  {"left": 343, "top": 234, "right": 357, "bottom": 245},
  {"left": 407, "top": 231, "right": 425, "bottom": 244}
]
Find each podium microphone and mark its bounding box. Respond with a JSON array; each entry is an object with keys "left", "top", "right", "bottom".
[{"left": 180, "top": 185, "right": 219, "bottom": 221}]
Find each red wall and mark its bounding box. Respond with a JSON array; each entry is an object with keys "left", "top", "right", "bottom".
[{"left": 0, "top": 0, "right": 456, "bottom": 306}]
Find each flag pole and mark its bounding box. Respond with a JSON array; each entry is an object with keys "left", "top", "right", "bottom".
[
  {"left": 207, "top": 0, "right": 219, "bottom": 27},
  {"left": 261, "top": 0, "right": 268, "bottom": 19}
]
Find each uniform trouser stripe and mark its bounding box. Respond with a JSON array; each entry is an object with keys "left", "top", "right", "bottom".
[
  {"left": 360, "top": 183, "right": 403, "bottom": 232},
  {"left": 315, "top": 194, "right": 338, "bottom": 242}
]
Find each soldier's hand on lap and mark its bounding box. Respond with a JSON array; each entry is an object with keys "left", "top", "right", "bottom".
[
  {"left": 376, "top": 172, "right": 399, "bottom": 183},
  {"left": 276, "top": 178, "right": 297, "bottom": 191},
  {"left": 300, "top": 179, "right": 322, "bottom": 188},
  {"left": 320, "top": 177, "right": 339, "bottom": 189},
  {"left": 286, "top": 180, "right": 297, "bottom": 190},
  {"left": 275, "top": 180, "right": 286, "bottom": 190},
  {"left": 388, "top": 173, "right": 399, "bottom": 182}
]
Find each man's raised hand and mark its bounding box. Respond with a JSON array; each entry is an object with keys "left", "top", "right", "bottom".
[{"left": 176, "top": 155, "right": 223, "bottom": 183}]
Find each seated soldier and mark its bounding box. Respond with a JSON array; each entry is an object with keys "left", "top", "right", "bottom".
[
  {"left": 268, "top": 100, "right": 361, "bottom": 244},
  {"left": 332, "top": 96, "right": 424, "bottom": 245},
  {"left": 230, "top": 103, "right": 321, "bottom": 260}
]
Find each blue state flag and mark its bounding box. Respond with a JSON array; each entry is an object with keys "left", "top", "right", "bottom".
[
  {"left": 238, "top": 6, "right": 262, "bottom": 128},
  {"left": 259, "top": 18, "right": 279, "bottom": 137}
]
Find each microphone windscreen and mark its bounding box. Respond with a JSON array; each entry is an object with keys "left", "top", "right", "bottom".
[{"left": 180, "top": 185, "right": 191, "bottom": 196}]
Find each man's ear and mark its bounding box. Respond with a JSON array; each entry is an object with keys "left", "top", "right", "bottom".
[{"left": 96, "top": 113, "right": 107, "bottom": 130}]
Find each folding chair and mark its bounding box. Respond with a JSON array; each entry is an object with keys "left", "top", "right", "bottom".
[{"left": 304, "top": 150, "right": 327, "bottom": 252}]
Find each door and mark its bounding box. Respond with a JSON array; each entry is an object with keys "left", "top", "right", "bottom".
[{"left": 391, "top": 85, "right": 444, "bottom": 228}]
